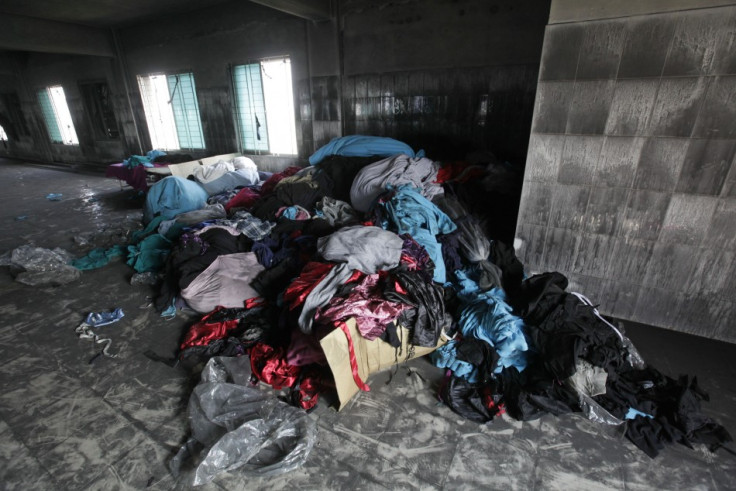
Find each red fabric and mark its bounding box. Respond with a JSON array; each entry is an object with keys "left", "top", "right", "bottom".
[
  {"left": 244, "top": 297, "right": 265, "bottom": 309},
  {"left": 293, "top": 366, "right": 332, "bottom": 411},
  {"left": 337, "top": 321, "right": 371, "bottom": 392},
  {"left": 250, "top": 342, "right": 301, "bottom": 390},
  {"left": 224, "top": 187, "right": 261, "bottom": 212},
  {"left": 435, "top": 161, "right": 485, "bottom": 184},
  {"left": 260, "top": 166, "right": 301, "bottom": 196},
  {"left": 392, "top": 278, "right": 409, "bottom": 295},
  {"left": 180, "top": 307, "right": 240, "bottom": 350},
  {"left": 283, "top": 262, "right": 335, "bottom": 310}
]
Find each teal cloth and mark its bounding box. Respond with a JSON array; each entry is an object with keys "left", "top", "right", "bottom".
[
  {"left": 71, "top": 245, "right": 127, "bottom": 270},
  {"left": 127, "top": 234, "right": 172, "bottom": 273}
]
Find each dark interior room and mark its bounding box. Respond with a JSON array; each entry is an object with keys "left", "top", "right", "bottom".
[{"left": 0, "top": 0, "right": 734, "bottom": 489}]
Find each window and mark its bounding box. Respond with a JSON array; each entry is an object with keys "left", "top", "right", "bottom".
[
  {"left": 137, "top": 72, "right": 205, "bottom": 150},
  {"left": 37, "top": 86, "right": 79, "bottom": 145},
  {"left": 233, "top": 57, "right": 297, "bottom": 155},
  {"left": 80, "top": 81, "right": 119, "bottom": 140},
  {"left": 0, "top": 125, "right": 7, "bottom": 141}
]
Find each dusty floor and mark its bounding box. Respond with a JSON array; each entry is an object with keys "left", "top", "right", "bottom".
[{"left": 0, "top": 159, "right": 734, "bottom": 490}]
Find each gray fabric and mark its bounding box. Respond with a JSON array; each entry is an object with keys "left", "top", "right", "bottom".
[
  {"left": 315, "top": 196, "right": 359, "bottom": 227},
  {"left": 200, "top": 169, "right": 261, "bottom": 196},
  {"left": 173, "top": 203, "right": 227, "bottom": 226},
  {"left": 566, "top": 360, "right": 608, "bottom": 397},
  {"left": 349, "top": 155, "right": 443, "bottom": 212},
  {"left": 181, "top": 252, "right": 265, "bottom": 313},
  {"left": 298, "top": 263, "right": 352, "bottom": 333},
  {"left": 317, "top": 225, "right": 403, "bottom": 274}
]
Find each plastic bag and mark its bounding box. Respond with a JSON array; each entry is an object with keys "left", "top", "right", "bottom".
[
  {"left": 169, "top": 356, "right": 317, "bottom": 486},
  {"left": 8, "top": 245, "right": 81, "bottom": 286}
]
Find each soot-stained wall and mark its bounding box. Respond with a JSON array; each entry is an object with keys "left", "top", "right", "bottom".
[
  {"left": 334, "top": 0, "right": 549, "bottom": 163},
  {"left": 1, "top": 0, "right": 549, "bottom": 172},
  {"left": 515, "top": 2, "right": 736, "bottom": 342}
]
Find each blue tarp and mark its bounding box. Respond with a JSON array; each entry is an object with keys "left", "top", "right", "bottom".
[
  {"left": 309, "top": 135, "right": 422, "bottom": 165},
  {"left": 143, "top": 176, "right": 209, "bottom": 224}
]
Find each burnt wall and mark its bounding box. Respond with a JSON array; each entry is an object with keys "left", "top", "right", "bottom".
[{"left": 515, "top": 2, "right": 736, "bottom": 342}]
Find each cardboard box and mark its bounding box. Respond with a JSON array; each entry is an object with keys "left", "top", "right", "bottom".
[{"left": 320, "top": 318, "right": 448, "bottom": 409}]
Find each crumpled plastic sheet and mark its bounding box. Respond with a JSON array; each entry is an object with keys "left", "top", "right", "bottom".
[
  {"left": 6, "top": 245, "right": 81, "bottom": 286},
  {"left": 169, "top": 356, "right": 317, "bottom": 486}
]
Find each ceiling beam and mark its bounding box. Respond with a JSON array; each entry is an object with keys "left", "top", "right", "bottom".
[
  {"left": 248, "top": 0, "right": 331, "bottom": 22},
  {"left": 0, "top": 13, "right": 114, "bottom": 57}
]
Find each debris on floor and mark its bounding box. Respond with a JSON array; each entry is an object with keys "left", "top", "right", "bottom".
[{"left": 2, "top": 138, "right": 732, "bottom": 486}]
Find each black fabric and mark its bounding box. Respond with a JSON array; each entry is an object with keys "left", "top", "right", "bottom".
[
  {"left": 270, "top": 217, "right": 336, "bottom": 238},
  {"left": 251, "top": 171, "right": 333, "bottom": 221},
  {"left": 499, "top": 367, "right": 579, "bottom": 421},
  {"left": 251, "top": 257, "right": 299, "bottom": 301},
  {"left": 512, "top": 272, "right": 569, "bottom": 325},
  {"left": 439, "top": 376, "right": 501, "bottom": 424},
  {"left": 178, "top": 337, "right": 246, "bottom": 369},
  {"left": 384, "top": 271, "right": 448, "bottom": 348},
  {"left": 153, "top": 153, "right": 194, "bottom": 164},
  {"left": 379, "top": 322, "right": 402, "bottom": 348},
  {"left": 314, "top": 155, "right": 380, "bottom": 203},
  {"left": 488, "top": 241, "right": 524, "bottom": 296},
  {"left": 594, "top": 367, "right": 733, "bottom": 458},
  {"left": 527, "top": 294, "right": 627, "bottom": 380},
  {"left": 455, "top": 338, "right": 499, "bottom": 384}
]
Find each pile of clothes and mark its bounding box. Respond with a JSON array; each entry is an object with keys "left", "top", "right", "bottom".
[{"left": 104, "top": 136, "right": 730, "bottom": 466}]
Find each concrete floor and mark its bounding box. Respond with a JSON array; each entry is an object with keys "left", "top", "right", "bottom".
[{"left": 0, "top": 159, "right": 734, "bottom": 490}]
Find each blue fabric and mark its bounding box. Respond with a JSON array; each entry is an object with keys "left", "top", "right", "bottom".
[
  {"left": 455, "top": 284, "right": 528, "bottom": 374},
  {"left": 85, "top": 308, "right": 124, "bottom": 327},
  {"left": 382, "top": 185, "right": 456, "bottom": 283},
  {"left": 431, "top": 340, "right": 480, "bottom": 382},
  {"left": 147, "top": 149, "right": 167, "bottom": 160},
  {"left": 625, "top": 408, "right": 653, "bottom": 420},
  {"left": 143, "top": 176, "right": 209, "bottom": 224},
  {"left": 309, "top": 135, "right": 422, "bottom": 165}
]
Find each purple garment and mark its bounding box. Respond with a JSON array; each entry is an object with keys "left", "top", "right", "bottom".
[
  {"left": 106, "top": 162, "right": 168, "bottom": 192},
  {"left": 400, "top": 234, "right": 435, "bottom": 282},
  {"left": 286, "top": 327, "right": 327, "bottom": 366},
  {"left": 315, "top": 273, "right": 411, "bottom": 340}
]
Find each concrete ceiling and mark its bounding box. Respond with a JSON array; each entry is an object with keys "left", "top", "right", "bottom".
[
  {"left": 0, "top": 0, "right": 236, "bottom": 27},
  {"left": 0, "top": 0, "right": 331, "bottom": 57},
  {"left": 0, "top": 0, "right": 330, "bottom": 27}
]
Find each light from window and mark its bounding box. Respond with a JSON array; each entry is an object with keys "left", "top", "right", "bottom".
[
  {"left": 233, "top": 57, "right": 297, "bottom": 155},
  {"left": 0, "top": 124, "right": 7, "bottom": 141},
  {"left": 37, "top": 86, "right": 79, "bottom": 145},
  {"left": 137, "top": 72, "right": 205, "bottom": 150}
]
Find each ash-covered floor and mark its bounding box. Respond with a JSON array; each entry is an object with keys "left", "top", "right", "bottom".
[{"left": 0, "top": 159, "right": 734, "bottom": 490}]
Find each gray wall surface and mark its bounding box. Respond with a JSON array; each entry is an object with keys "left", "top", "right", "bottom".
[{"left": 515, "top": 2, "right": 736, "bottom": 342}]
